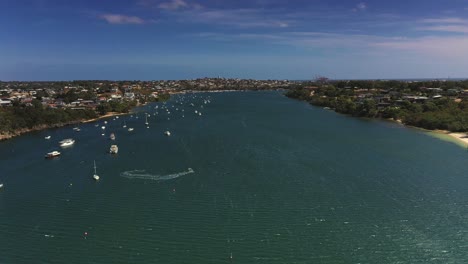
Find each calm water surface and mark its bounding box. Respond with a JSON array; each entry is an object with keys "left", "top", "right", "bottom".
[{"left": 1, "top": 91, "right": 468, "bottom": 263}]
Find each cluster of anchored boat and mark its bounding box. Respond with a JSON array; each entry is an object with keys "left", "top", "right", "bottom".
[
  {"left": 40, "top": 94, "right": 211, "bottom": 183},
  {"left": 44, "top": 138, "right": 75, "bottom": 158},
  {"left": 45, "top": 137, "right": 118, "bottom": 158},
  {"left": 44, "top": 130, "right": 118, "bottom": 181}
]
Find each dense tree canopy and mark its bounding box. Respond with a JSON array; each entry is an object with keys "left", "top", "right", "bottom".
[
  {"left": 286, "top": 79, "right": 468, "bottom": 132},
  {"left": 0, "top": 100, "right": 97, "bottom": 133}
]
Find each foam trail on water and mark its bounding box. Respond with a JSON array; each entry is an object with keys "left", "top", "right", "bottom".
[{"left": 121, "top": 168, "right": 194, "bottom": 181}]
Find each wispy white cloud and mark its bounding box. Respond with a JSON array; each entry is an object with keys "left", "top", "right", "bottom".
[
  {"left": 195, "top": 30, "right": 468, "bottom": 60},
  {"left": 372, "top": 36, "right": 468, "bottom": 58},
  {"left": 420, "top": 17, "right": 467, "bottom": 24},
  {"left": 352, "top": 2, "right": 367, "bottom": 12},
  {"left": 139, "top": 0, "right": 201, "bottom": 10},
  {"left": 416, "top": 17, "right": 468, "bottom": 33},
  {"left": 137, "top": 0, "right": 290, "bottom": 28},
  {"left": 417, "top": 25, "right": 468, "bottom": 33},
  {"left": 158, "top": 0, "right": 189, "bottom": 10},
  {"left": 100, "top": 14, "right": 151, "bottom": 24},
  {"left": 196, "top": 31, "right": 394, "bottom": 50},
  {"left": 181, "top": 8, "right": 291, "bottom": 28}
]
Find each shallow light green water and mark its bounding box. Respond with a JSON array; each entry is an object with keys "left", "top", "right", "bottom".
[{"left": 1, "top": 91, "right": 468, "bottom": 263}]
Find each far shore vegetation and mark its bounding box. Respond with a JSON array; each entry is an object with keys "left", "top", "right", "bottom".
[{"left": 286, "top": 78, "right": 468, "bottom": 132}]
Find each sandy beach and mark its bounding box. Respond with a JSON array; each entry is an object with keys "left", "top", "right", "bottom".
[
  {"left": 445, "top": 132, "right": 468, "bottom": 146},
  {"left": 427, "top": 130, "right": 468, "bottom": 148},
  {"left": 81, "top": 112, "right": 130, "bottom": 123}
]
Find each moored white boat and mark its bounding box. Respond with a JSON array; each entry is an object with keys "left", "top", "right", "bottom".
[
  {"left": 45, "top": 136, "right": 51, "bottom": 140},
  {"left": 164, "top": 131, "right": 171, "bottom": 136},
  {"left": 128, "top": 127, "right": 134, "bottom": 132},
  {"left": 93, "top": 160, "right": 100, "bottom": 181},
  {"left": 45, "top": 150, "right": 61, "bottom": 158},
  {"left": 59, "top": 139, "right": 75, "bottom": 147},
  {"left": 110, "top": 133, "right": 116, "bottom": 140}
]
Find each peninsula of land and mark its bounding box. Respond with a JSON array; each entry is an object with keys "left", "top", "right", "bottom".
[{"left": 286, "top": 78, "right": 468, "bottom": 146}]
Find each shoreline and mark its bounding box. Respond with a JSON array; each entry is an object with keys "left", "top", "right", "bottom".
[
  {"left": 81, "top": 112, "right": 130, "bottom": 123},
  {"left": 429, "top": 130, "right": 468, "bottom": 148},
  {"left": 0, "top": 121, "right": 81, "bottom": 141},
  {"left": 306, "top": 102, "right": 468, "bottom": 149},
  {"left": 381, "top": 118, "right": 468, "bottom": 148},
  {"left": 0, "top": 90, "right": 265, "bottom": 142},
  {"left": 0, "top": 112, "right": 131, "bottom": 141}
]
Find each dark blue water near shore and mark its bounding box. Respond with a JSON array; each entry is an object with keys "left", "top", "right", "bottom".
[{"left": 1, "top": 91, "right": 468, "bottom": 263}]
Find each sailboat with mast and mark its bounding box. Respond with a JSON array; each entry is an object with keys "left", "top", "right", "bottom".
[
  {"left": 93, "top": 160, "right": 100, "bottom": 181},
  {"left": 145, "top": 113, "right": 149, "bottom": 128}
]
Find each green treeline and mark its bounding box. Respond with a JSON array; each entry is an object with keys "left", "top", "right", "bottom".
[
  {"left": 0, "top": 92, "right": 172, "bottom": 134},
  {"left": 96, "top": 101, "right": 137, "bottom": 115},
  {"left": 156, "top": 93, "right": 170, "bottom": 102},
  {"left": 286, "top": 80, "right": 468, "bottom": 132},
  {"left": 0, "top": 99, "right": 97, "bottom": 133}
]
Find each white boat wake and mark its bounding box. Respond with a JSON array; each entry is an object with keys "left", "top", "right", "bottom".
[{"left": 120, "top": 168, "right": 194, "bottom": 181}]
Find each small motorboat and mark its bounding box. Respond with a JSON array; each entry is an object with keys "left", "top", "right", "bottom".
[
  {"left": 45, "top": 150, "right": 61, "bottom": 158},
  {"left": 45, "top": 136, "right": 51, "bottom": 140},
  {"left": 128, "top": 128, "right": 134, "bottom": 132},
  {"left": 73, "top": 127, "right": 81, "bottom": 132},
  {"left": 110, "top": 133, "right": 116, "bottom": 140},
  {"left": 164, "top": 131, "right": 171, "bottom": 136},
  {"left": 93, "top": 160, "right": 100, "bottom": 181},
  {"left": 59, "top": 139, "right": 75, "bottom": 147}
]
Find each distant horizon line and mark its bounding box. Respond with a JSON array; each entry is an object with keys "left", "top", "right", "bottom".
[{"left": 1, "top": 77, "right": 468, "bottom": 82}]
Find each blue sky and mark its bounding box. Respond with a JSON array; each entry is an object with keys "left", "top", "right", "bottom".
[{"left": 1, "top": 0, "right": 468, "bottom": 80}]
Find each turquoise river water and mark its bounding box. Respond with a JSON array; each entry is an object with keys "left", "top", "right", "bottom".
[{"left": 1, "top": 91, "right": 468, "bottom": 263}]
